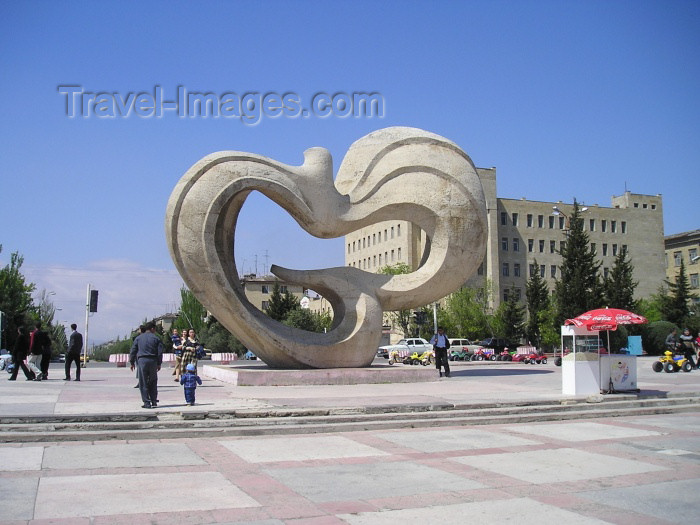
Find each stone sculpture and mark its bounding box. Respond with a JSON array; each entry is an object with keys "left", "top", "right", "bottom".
[{"left": 165, "top": 127, "right": 487, "bottom": 369}]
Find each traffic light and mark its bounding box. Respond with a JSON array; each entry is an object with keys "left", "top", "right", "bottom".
[{"left": 89, "top": 290, "right": 99, "bottom": 312}]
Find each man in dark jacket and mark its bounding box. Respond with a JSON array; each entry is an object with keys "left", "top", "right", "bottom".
[
  {"left": 9, "top": 326, "right": 35, "bottom": 381},
  {"left": 30, "top": 323, "right": 51, "bottom": 381},
  {"left": 430, "top": 327, "right": 451, "bottom": 378},
  {"left": 130, "top": 321, "right": 164, "bottom": 408},
  {"left": 65, "top": 323, "right": 83, "bottom": 381}
]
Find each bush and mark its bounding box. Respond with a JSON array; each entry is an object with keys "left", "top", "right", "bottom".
[{"left": 642, "top": 320, "right": 679, "bottom": 356}]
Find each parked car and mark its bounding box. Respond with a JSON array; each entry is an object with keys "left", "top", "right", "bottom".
[
  {"left": 377, "top": 338, "right": 432, "bottom": 359},
  {"left": 244, "top": 350, "right": 257, "bottom": 360}
]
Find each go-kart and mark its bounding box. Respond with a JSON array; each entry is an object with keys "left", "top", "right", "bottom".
[
  {"left": 449, "top": 349, "right": 470, "bottom": 361},
  {"left": 526, "top": 352, "right": 547, "bottom": 364},
  {"left": 652, "top": 351, "right": 693, "bottom": 373},
  {"left": 388, "top": 349, "right": 432, "bottom": 366}
]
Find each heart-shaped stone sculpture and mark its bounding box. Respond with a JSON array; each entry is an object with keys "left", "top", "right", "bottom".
[{"left": 165, "top": 127, "right": 487, "bottom": 369}]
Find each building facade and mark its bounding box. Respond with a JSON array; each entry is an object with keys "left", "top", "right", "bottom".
[
  {"left": 664, "top": 229, "right": 700, "bottom": 295},
  {"left": 344, "top": 167, "right": 667, "bottom": 310},
  {"left": 241, "top": 275, "right": 305, "bottom": 312}
]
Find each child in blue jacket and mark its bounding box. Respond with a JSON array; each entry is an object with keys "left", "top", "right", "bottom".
[{"left": 180, "top": 363, "right": 202, "bottom": 405}]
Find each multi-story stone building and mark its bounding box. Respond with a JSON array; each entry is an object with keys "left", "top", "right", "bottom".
[
  {"left": 344, "top": 167, "right": 666, "bottom": 309},
  {"left": 241, "top": 274, "right": 305, "bottom": 312},
  {"left": 664, "top": 229, "right": 700, "bottom": 295}
]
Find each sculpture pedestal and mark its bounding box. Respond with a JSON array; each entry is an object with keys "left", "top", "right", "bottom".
[{"left": 202, "top": 363, "right": 437, "bottom": 386}]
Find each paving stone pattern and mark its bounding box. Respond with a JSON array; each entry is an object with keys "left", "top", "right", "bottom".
[{"left": 1, "top": 413, "right": 699, "bottom": 524}]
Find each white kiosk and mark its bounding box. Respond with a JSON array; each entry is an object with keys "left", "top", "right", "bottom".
[{"left": 561, "top": 325, "right": 601, "bottom": 395}]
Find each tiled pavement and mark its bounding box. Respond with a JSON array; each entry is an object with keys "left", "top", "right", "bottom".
[{"left": 0, "top": 358, "right": 698, "bottom": 524}]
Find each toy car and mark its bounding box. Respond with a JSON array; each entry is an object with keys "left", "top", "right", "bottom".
[{"left": 652, "top": 351, "right": 692, "bottom": 373}]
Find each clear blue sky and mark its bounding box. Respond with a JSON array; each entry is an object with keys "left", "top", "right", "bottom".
[{"left": 1, "top": 0, "right": 698, "bottom": 344}]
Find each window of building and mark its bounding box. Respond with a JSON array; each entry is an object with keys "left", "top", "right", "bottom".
[
  {"left": 391, "top": 226, "right": 394, "bottom": 239},
  {"left": 559, "top": 216, "right": 565, "bottom": 229},
  {"left": 550, "top": 240, "right": 556, "bottom": 254},
  {"left": 379, "top": 254, "right": 382, "bottom": 266},
  {"left": 280, "top": 285, "right": 288, "bottom": 293},
  {"left": 538, "top": 215, "right": 544, "bottom": 228},
  {"left": 622, "top": 244, "right": 627, "bottom": 254},
  {"left": 551, "top": 265, "right": 557, "bottom": 278},
  {"left": 397, "top": 224, "right": 401, "bottom": 236},
  {"left": 511, "top": 213, "right": 518, "bottom": 226},
  {"left": 352, "top": 241, "right": 356, "bottom": 252},
  {"left": 539, "top": 239, "right": 545, "bottom": 253},
  {"left": 384, "top": 229, "right": 387, "bottom": 241},
  {"left": 674, "top": 251, "right": 682, "bottom": 266},
  {"left": 612, "top": 244, "right": 618, "bottom": 256},
  {"left": 560, "top": 240, "right": 566, "bottom": 251},
  {"left": 514, "top": 263, "right": 521, "bottom": 277},
  {"left": 529, "top": 263, "right": 536, "bottom": 276},
  {"left": 549, "top": 215, "right": 555, "bottom": 229},
  {"left": 634, "top": 202, "right": 639, "bottom": 208},
  {"left": 262, "top": 300, "right": 269, "bottom": 310},
  {"left": 651, "top": 204, "right": 656, "bottom": 210},
  {"left": 261, "top": 285, "right": 269, "bottom": 294},
  {"left": 373, "top": 255, "right": 376, "bottom": 267},
  {"left": 621, "top": 221, "right": 627, "bottom": 234},
  {"left": 372, "top": 234, "right": 376, "bottom": 245},
  {"left": 501, "top": 211, "right": 508, "bottom": 225},
  {"left": 391, "top": 249, "right": 395, "bottom": 262},
  {"left": 689, "top": 248, "right": 698, "bottom": 263},
  {"left": 601, "top": 220, "right": 607, "bottom": 233},
  {"left": 643, "top": 203, "right": 648, "bottom": 209},
  {"left": 513, "top": 238, "right": 520, "bottom": 252},
  {"left": 602, "top": 244, "right": 608, "bottom": 256},
  {"left": 398, "top": 247, "right": 402, "bottom": 260},
  {"left": 502, "top": 262, "right": 509, "bottom": 277},
  {"left": 514, "top": 288, "right": 522, "bottom": 301},
  {"left": 362, "top": 238, "right": 365, "bottom": 249},
  {"left": 527, "top": 214, "right": 533, "bottom": 227},
  {"left": 347, "top": 243, "right": 350, "bottom": 254},
  {"left": 611, "top": 220, "right": 617, "bottom": 233},
  {"left": 502, "top": 237, "right": 508, "bottom": 251},
  {"left": 540, "top": 265, "right": 545, "bottom": 278},
  {"left": 691, "top": 273, "right": 699, "bottom": 289},
  {"left": 528, "top": 239, "right": 534, "bottom": 252},
  {"left": 589, "top": 219, "right": 595, "bottom": 231},
  {"left": 503, "top": 290, "right": 509, "bottom": 302}
]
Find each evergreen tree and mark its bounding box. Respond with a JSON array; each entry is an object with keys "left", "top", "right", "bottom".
[
  {"left": 554, "top": 201, "right": 603, "bottom": 325},
  {"left": 604, "top": 248, "right": 638, "bottom": 311},
  {"left": 525, "top": 258, "right": 550, "bottom": 346},
  {"left": 497, "top": 287, "right": 525, "bottom": 343},
  {"left": 0, "top": 246, "right": 36, "bottom": 349},
  {"left": 266, "top": 282, "right": 299, "bottom": 321},
  {"left": 663, "top": 260, "right": 695, "bottom": 327},
  {"left": 174, "top": 286, "right": 207, "bottom": 334}
]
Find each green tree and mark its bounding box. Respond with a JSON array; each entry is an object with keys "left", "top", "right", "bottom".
[
  {"left": 496, "top": 287, "right": 525, "bottom": 343},
  {"left": 554, "top": 201, "right": 603, "bottom": 325},
  {"left": 283, "top": 308, "right": 326, "bottom": 332},
  {"left": 266, "top": 282, "right": 299, "bottom": 322},
  {"left": 662, "top": 260, "right": 695, "bottom": 327},
  {"left": 525, "top": 258, "right": 550, "bottom": 346},
  {"left": 378, "top": 263, "right": 413, "bottom": 336},
  {"left": 174, "top": 286, "right": 207, "bottom": 334},
  {"left": 200, "top": 316, "right": 246, "bottom": 355},
  {"left": 637, "top": 290, "right": 665, "bottom": 323},
  {"left": 0, "top": 246, "right": 36, "bottom": 350},
  {"left": 604, "top": 248, "right": 638, "bottom": 311},
  {"left": 444, "top": 282, "right": 494, "bottom": 340}
]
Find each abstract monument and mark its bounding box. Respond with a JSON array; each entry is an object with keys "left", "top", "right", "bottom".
[{"left": 165, "top": 127, "right": 487, "bottom": 369}]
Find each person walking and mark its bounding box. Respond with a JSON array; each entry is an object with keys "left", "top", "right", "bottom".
[
  {"left": 180, "top": 363, "right": 202, "bottom": 405},
  {"left": 180, "top": 328, "right": 200, "bottom": 375},
  {"left": 29, "top": 323, "right": 50, "bottom": 381},
  {"left": 9, "top": 326, "right": 35, "bottom": 381},
  {"left": 430, "top": 327, "right": 451, "bottom": 378},
  {"left": 65, "top": 323, "right": 83, "bottom": 381},
  {"left": 129, "top": 322, "right": 164, "bottom": 409},
  {"left": 171, "top": 328, "right": 183, "bottom": 382}
]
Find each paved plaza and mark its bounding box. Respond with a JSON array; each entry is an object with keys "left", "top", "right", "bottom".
[{"left": 0, "top": 357, "right": 698, "bottom": 524}]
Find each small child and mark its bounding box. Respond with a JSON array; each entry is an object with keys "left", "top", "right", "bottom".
[{"left": 179, "top": 363, "right": 202, "bottom": 405}]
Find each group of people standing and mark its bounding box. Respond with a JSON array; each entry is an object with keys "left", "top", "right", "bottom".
[
  {"left": 129, "top": 324, "right": 203, "bottom": 409},
  {"left": 666, "top": 327, "right": 700, "bottom": 369},
  {"left": 9, "top": 322, "right": 83, "bottom": 382}
]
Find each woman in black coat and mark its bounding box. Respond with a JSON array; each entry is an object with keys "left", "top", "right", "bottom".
[{"left": 9, "top": 326, "right": 35, "bottom": 381}]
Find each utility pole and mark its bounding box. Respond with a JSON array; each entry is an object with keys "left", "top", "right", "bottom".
[{"left": 84, "top": 285, "right": 98, "bottom": 367}]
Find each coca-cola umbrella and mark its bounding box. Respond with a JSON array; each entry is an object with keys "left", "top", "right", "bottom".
[{"left": 565, "top": 307, "right": 648, "bottom": 351}]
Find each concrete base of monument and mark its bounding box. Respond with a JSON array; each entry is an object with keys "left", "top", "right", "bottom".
[{"left": 201, "top": 362, "right": 438, "bottom": 386}]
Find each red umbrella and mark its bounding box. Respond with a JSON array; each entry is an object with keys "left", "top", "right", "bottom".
[{"left": 565, "top": 307, "right": 648, "bottom": 332}]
